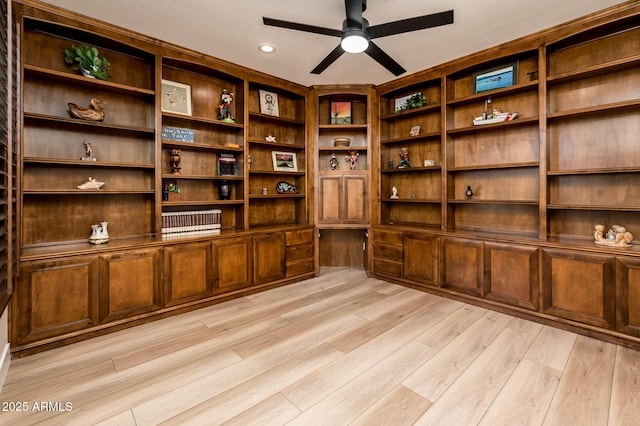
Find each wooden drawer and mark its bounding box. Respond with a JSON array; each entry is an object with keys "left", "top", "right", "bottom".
[
  {"left": 374, "top": 258, "right": 402, "bottom": 278},
  {"left": 373, "top": 229, "right": 403, "bottom": 246},
  {"left": 373, "top": 243, "right": 403, "bottom": 262},
  {"left": 286, "top": 229, "right": 314, "bottom": 246},
  {"left": 286, "top": 259, "right": 314, "bottom": 277},
  {"left": 286, "top": 243, "right": 314, "bottom": 262}
]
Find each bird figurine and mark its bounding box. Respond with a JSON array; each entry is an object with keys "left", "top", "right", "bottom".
[{"left": 68, "top": 97, "right": 107, "bottom": 122}]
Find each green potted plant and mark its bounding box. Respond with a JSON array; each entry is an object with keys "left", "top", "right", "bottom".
[{"left": 64, "top": 44, "right": 112, "bottom": 80}]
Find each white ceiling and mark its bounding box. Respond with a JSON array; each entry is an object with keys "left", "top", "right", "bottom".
[{"left": 39, "top": 0, "right": 627, "bottom": 87}]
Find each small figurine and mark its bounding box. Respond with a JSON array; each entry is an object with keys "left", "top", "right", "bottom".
[
  {"left": 329, "top": 153, "right": 339, "bottom": 170},
  {"left": 473, "top": 98, "right": 517, "bottom": 125},
  {"left": 68, "top": 97, "right": 106, "bottom": 122},
  {"left": 345, "top": 150, "right": 359, "bottom": 170},
  {"left": 248, "top": 154, "right": 253, "bottom": 170},
  {"left": 594, "top": 224, "right": 634, "bottom": 247},
  {"left": 77, "top": 177, "right": 105, "bottom": 190},
  {"left": 219, "top": 89, "right": 234, "bottom": 122},
  {"left": 170, "top": 149, "right": 181, "bottom": 174},
  {"left": 89, "top": 220, "right": 109, "bottom": 244},
  {"left": 81, "top": 140, "right": 96, "bottom": 161},
  {"left": 390, "top": 187, "right": 398, "bottom": 199},
  {"left": 465, "top": 186, "right": 473, "bottom": 199},
  {"left": 388, "top": 159, "right": 394, "bottom": 169},
  {"left": 397, "top": 147, "right": 410, "bottom": 169},
  {"left": 265, "top": 135, "right": 276, "bottom": 142}
]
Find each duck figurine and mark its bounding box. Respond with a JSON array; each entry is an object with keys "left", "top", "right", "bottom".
[{"left": 68, "top": 97, "right": 106, "bottom": 122}]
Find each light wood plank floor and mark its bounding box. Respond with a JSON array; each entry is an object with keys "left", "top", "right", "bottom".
[{"left": 1, "top": 267, "right": 640, "bottom": 425}]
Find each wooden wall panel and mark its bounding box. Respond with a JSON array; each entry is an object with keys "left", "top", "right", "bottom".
[{"left": 484, "top": 243, "right": 539, "bottom": 311}]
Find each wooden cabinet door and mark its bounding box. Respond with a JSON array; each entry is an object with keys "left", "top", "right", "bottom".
[
  {"left": 441, "top": 237, "right": 484, "bottom": 297},
  {"left": 541, "top": 249, "right": 615, "bottom": 329},
  {"left": 99, "top": 248, "right": 163, "bottom": 323},
  {"left": 254, "top": 232, "right": 286, "bottom": 285},
  {"left": 318, "top": 175, "right": 342, "bottom": 223},
  {"left": 404, "top": 232, "right": 438, "bottom": 286},
  {"left": 212, "top": 236, "right": 252, "bottom": 292},
  {"left": 484, "top": 242, "right": 539, "bottom": 311},
  {"left": 13, "top": 256, "right": 99, "bottom": 345},
  {"left": 164, "top": 241, "right": 212, "bottom": 307},
  {"left": 343, "top": 175, "right": 368, "bottom": 224},
  {"left": 615, "top": 257, "right": 640, "bottom": 338}
]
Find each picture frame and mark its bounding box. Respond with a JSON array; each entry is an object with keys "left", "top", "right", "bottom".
[
  {"left": 161, "top": 79, "right": 192, "bottom": 116},
  {"left": 394, "top": 92, "right": 420, "bottom": 113},
  {"left": 330, "top": 101, "right": 351, "bottom": 124},
  {"left": 217, "top": 153, "right": 238, "bottom": 176},
  {"left": 472, "top": 62, "right": 518, "bottom": 94},
  {"left": 271, "top": 151, "right": 298, "bottom": 172},
  {"left": 259, "top": 89, "right": 279, "bottom": 116}
]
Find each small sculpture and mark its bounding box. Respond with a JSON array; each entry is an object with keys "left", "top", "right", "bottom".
[
  {"left": 473, "top": 98, "right": 517, "bottom": 125},
  {"left": 89, "top": 221, "right": 109, "bottom": 244},
  {"left": 219, "top": 88, "right": 234, "bottom": 122},
  {"left": 81, "top": 140, "right": 96, "bottom": 161},
  {"left": 390, "top": 187, "right": 398, "bottom": 199},
  {"left": 397, "top": 147, "right": 410, "bottom": 169},
  {"left": 77, "top": 177, "right": 105, "bottom": 190},
  {"left": 388, "top": 159, "right": 394, "bottom": 169},
  {"left": 465, "top": 186, "right": 473, "bottom": 199},
  {"left": 594, "top": 224, "right": 634, "bottom": 247},
  {"left": 329, "top": 153, "right": 338, "bottom": 170},
  {"left": 276, "top": 181, "right": 297, "bottom": 194},
  {"left": 68, "top": 97, "right": 107, "bottom": 122},
  {"left": 345, "top": 150, "right": 359, "bottom": 170},
  {"left": 170, "top": 149, "right": 181, "bottom": 174},
  {"left": 265, "top": 135, "right": 276, "bottom": 142}
]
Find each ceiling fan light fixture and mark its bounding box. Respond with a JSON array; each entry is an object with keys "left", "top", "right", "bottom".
[{"left": 341, "top": 30, "right": 369, "bottom": 53}]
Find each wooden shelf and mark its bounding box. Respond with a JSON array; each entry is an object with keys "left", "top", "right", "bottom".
[
  {"left": 447, "top": 116, "right": 539, "bottom": 135},
  {"left": 382, "top": 198, "right": 441, "bottom": 204},
  {"left": 448, "top": 162, "right": 539, "bottom": 171},
  {"left": 446, "top": 80, "right": 538, "bottom": 107},
  {"left": 547, "top": 54, "right": 640, "bottom": 85},
  {"left": 381, "top": 166, "right": 441, "bottom": 173},
  {"left": 318, "top": 123, "right": 368, "bottom": 130},
  {"left": 162, "top": 200, "right": 244, "bottom": 206},
  {"left": 448, "top": 199, "right": 538, "bottom": 205},
  {"left": 249, "top": 112, "right": 304, "bottom": 126},
  {"left": 249, "top": 170, "right": 304, "bottom": 176},
  {"left": 318, "top": 146, "right": 368, "bottom": 152},
  {"left": 380, "top": 131, "right": 441, "bottom": 145},
  {"left": 161, "top": 141, "right": 244, "bottom": 152},
  {"left": 547, "top": 99, "right": 640, "bottom": 120},
  {"left": 380, "top": 103, "right": 441, "bottom": 120},
  {"left": 547, "top": 204, "right": 640, "bottom": 212},
  {"left": 23, "top": 189, "right": 154, "bottom": 195},
  {"left": 547, "top": 167, "right": 640, "bottom": 176},
  {"left": 162, "top": 112, "right": 244, "bottom": 129},
  {"left": 161, "top": 174, "right": 242, "bottom": 181},
  {"left": 24, "top": 112, "right": 154, "bottom": 134},
  {"left": 247, "top": 139, "right": 305, "bottom": 150},
  {"left": 23, "top": 157, "right": 155, "bottom": 169},
  {"left": 249, "top": 194, "right": 305, "bottom": 199}
]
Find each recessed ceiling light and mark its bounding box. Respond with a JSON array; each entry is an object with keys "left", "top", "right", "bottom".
[{"left": 258, "top": 43, "right": 276, "bottom": 53}]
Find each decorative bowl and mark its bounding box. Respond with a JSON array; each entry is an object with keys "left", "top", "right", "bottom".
[{"left": 334, "top": 137, "right": 351, "bottom": 147}]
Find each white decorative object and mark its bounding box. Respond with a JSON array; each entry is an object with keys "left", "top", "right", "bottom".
[
  {"left": 265, "top": 135, "right": 276, "bottom": 142},
  {"left": 390, "top": 187, "right": 398, "bottom": 199},
  {"left": 594, "top": 224, "right": 633, "bottom": 247},
  {"left": 473, "top": 98, "right": 517, "bottom": 125},
  {"left": 77, "top": 177, "right": 105, "bottom": 190},
  {"left": 89, "top": 221, "right": 109, "bottom": 244}
]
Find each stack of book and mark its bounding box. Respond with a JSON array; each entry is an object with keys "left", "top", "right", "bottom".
[{"left": 161, "top": 209, "right": 221, "bottom": 238}]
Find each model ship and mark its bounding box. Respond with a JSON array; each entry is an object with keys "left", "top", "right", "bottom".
[{"left": 473, "top": 98, "right": 517, "bottom": 126}]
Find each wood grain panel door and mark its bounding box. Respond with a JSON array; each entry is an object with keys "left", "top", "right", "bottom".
[
  {"left": 318, "top": 176, "right": 342, "bottom": 223},
  {"left": 212, "top": 236, "right": 252, "bottom": 292},
  {"left": 484, "top": 242, "right": 539, "bottom": 311},
  {"left": 254, "top": 232, "right": 286, "bottom": 285},
  {"left": 164, "top": 241, "right": 212, "bottom": 307},
  {"left": 13, "top": 256, "right": 99, "bottom": 345},
  {"left": 441, "top": 237, "right": 484, "bottom": 297},
  {"left": 615, "top": 257, "right": 640, "bottom": 338},
  {"left": 343, "top": 175, "right": 368, "bottom": 224},
  {"left": 541, "top": 249, "right": 615, "bottom": 329},
  {"left": 404, "top": 232, "right": 438, "bottom": 286},
  {"left": 99, "top": 248, "right": 162, "bottom": 323}
]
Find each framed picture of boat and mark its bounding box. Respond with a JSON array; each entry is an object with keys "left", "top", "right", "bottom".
[{"left": 472, "top": 62, "right": 518, "bottom": 94}]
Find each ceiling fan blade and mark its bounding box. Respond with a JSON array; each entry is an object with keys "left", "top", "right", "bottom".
[
  {"left": 344, "top": 0, "right": 363, "bottom": 28},
  {"left": 369, "top": 10, "right": 454, "bottom": 39},
  {"left": 311, "top": 44, "right": 345, "bottom": 74},
  {"left": 263, "top": 17, "right": 342, "bottom": 37},
  {"left": 365, "top": 41, "right": 406, "bottom": 76}
]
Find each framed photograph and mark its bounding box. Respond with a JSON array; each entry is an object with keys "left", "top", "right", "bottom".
[
  {"left": 161, "top": 79, "right": 192, "bottom": 116},
  {"left": 330, "top": 101, "right": 351, "bottom": 124},
  {"left": 271, "top": 151, "right": 298, "bottom": 172},
  {"left": 473, "top": 62, "right": 518, "bottom": 94},
  {"left": 259, "top": 89, "right": 279, "bottom": 116}
]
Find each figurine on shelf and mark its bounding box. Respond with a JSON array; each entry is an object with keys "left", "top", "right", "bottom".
[
  {"left": 388, "top": 159, "right": 394, "bottom": 169},
  {"left": 473, "top": 97, "right": 517, "bottom": 125},
  {"left": 594, "top": 224, "right": 634, "bottom": 247},
  {"left": 77, "top": 177, "right": 105, "bottom": 190},
  {"left": 465, "top": 186, "right": 473, "bottom": 199},
  {"left": 397, "top": 147, "right": 410, "bottom": 169},
  {"left": 81, "top": 140, "right": 96, "bottom": 161},
  {"left": 68, "top": 97, "right": 106, "bottom": 122},
  {"left": 89, "top": 220, "right": 109, "bottom": 244},
  {"left": 265, "top": 135, "right": 276, "bottom": 142},
  {"left": 390, "top": 186, "right": 399, "bottom": 199},
  {"left": 345, "top": 150, "right": 359, "bottom": 170},
  {"left": 170, "top": 149, "right": 181, "bottom": 174},
  {"left": 219, "top": 88, "right": 234, "bottom": 122},
  {"left": 329, "top": 153, "right": 339, "bottom": 170}
]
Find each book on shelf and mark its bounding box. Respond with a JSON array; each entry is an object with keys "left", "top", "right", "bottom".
[
  {"left": 161, "top": 209, "right": 221, "bottom": 234},
  {"left": 218, "top": 153, "right": 238, "bottom": 176}
]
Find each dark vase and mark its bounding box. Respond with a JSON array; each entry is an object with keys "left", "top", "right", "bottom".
[{"left": 219, "top": 180, "right": 231, "bottom": 200}]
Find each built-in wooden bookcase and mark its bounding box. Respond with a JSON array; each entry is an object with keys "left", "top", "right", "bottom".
[
  {"left": 161, "top": 58, "right": 245, "bottom": 231},
  {"left": 379, "top": 78, "right": 442, "bottom": 228},
  {"left": 247, "top": 82, "right": 306, "bottom": 228},
  {"left": 445, "top": 51, "right": 540, "bottom": 237},
  {"left": 21, "top": 18, "right": 157, "bottom": 247},
  {"left": 315, "top": 86, "right": 371, "bottom": 226},
  {"left": 545, "top": 19, "right": 640, "bottom": 242}
]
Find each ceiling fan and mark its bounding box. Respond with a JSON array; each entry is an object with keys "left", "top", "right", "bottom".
[{"left": 263, "top": 0, "right": 454, "bottom": 76}]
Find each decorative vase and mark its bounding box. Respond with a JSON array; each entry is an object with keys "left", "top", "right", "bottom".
[
  {"left": 80, "top": 67, "right": 96, "bottom": 79},
  {"left": 219, "top": 180, "right": 231, "bottom": 200}
]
